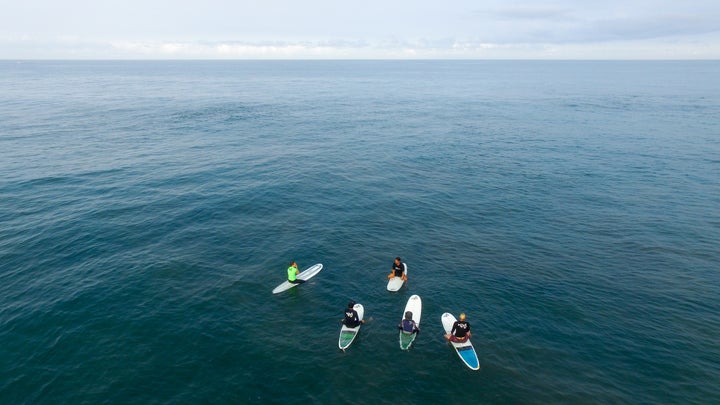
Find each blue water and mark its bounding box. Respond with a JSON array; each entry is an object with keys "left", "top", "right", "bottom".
[{"left": 1, "top": 60, "right": 719, "bottom": 404}]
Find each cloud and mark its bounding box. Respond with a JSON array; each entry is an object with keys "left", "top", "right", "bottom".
[
  {"left": 110, "top": 40, "right": 354, "bottom": 58},
  {"left": 467, "top": 4, "right": 720, "bottom": 45},
  {"left": 480, "top": 5, "right": 576, "bottom": 22},
  {"left": 1, "top": 0, "right": 720, "bottom": 59},
  {"left": 581, "top": 15, "right": 720, "bottom": 42},
  {"left": 2, "top": 33, "right": 719, "bottom": 60},
  {"left": 102, "top": 39, "right": 534, "bottom": 59}
]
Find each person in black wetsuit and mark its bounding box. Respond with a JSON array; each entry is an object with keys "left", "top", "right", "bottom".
[
  {"left": 445, "top": 313, "right": 471, "bottom": 342},
  {"left": 387, "top": 257, "right": 407, "bottom": 281},
  {"left": 342, "top": 301, "right": 364, "bottom": 328},
  {"left": 398, "top": 311, "right": 419, "bottom": 334}
]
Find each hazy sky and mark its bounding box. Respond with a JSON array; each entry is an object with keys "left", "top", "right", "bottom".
[{"left": 1, "top": 0, "right": 719, "bottom": 59}]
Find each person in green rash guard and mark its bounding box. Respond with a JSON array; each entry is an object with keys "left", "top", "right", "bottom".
[{"left": 287, "top": 261, "right": 305, "bottom": 284}]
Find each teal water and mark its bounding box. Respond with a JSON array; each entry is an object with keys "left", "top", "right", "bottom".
[{"left": 1, "top": 60, "right": 719, "bottom": 403}]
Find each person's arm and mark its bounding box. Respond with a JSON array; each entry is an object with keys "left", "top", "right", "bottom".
[{"left": 356, "top": 312, "right": 365, "bottom": 324}]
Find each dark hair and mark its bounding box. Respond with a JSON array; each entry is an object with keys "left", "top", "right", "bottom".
[
  {"left": 348, "top": 301, "right": 356, "bottom": 308},
  {"left": 395, "top": 257, "right": 402, "bottom": 262}
]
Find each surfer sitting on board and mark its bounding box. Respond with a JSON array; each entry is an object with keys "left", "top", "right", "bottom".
[
  {"left": 287, "top": 261, "right": 305, "bottom": 284},
  {"left": 445, "top": 313, "right": 471, "bottom": 342},
  {"left": 387, "top": 257, "right": 407, "bottom": 281},
  {"left": 342, "top": 301, "right": 364, "bottom": 328},
  {"left": 398, "top": 311, "right": 419, "bottom": 335}
]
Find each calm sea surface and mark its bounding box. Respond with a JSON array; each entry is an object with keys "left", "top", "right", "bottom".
[{"left": 1, "top": 60, "right": 719, "bottom": 404}]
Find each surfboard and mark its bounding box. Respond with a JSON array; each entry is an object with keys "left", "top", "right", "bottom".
[
  {"left": 441, "top": 312, "right": 480, "bottom": 370},
  {"left": 271, "top": 263, "right": 323, "bottom": 294},
  {"left": 386, "top": 263, "right": 407, "bottom": 291},
  {"left": 399, "top": 294, "right": 422, "bottom": 350},
  {"left": 339, "top": 304, "right": 364, "bottom": 351}
]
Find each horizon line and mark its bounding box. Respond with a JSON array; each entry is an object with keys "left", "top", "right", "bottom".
[{"left": 2, "top": 58, "right": 719, "bottom": 61}]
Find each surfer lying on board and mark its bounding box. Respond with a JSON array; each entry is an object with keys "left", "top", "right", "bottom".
[
  {"left": 398, "top": 311, "right": 420, "bottom": 335},
  {"left": 445, "top": 313, "right": 471, "bottom": 342},
  {"left": 287, "top": 261, "right": 305, "bottom": 284},
  {"left": 342, "top": 301, "right": 365, "bottom": 328},
  {"left": 387, "top": 257, "right": 408, "bottom": 281}
]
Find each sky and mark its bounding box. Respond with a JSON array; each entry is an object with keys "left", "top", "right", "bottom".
[{"left": 1, "top": 0, "right": 719, "bottom": 59}]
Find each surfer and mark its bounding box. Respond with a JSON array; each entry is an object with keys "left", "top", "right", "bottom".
[
  {"left": 342, "top": 301, "right": 364, "bottom": 328},
  {"left": 445, "top": 313, "right": 471, "bottom": 342},
  {"left": 287, "top": 261, "right": 305, "bottom": 284},
  {"left": 398, "top": 311, "right": 419, "bottom": 335},
  {"left": 387, "top": 257, "right": 407, "bottom": 281}
]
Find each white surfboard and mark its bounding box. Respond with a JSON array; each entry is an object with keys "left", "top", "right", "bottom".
[
  {"left": 399, "top": 294, "right": 422, "bottom": 350},
  {"left": 272, "top": 263, "right": 323, "bottom": 294},
  {"left": 339, "top": 304, "right": 364, "bottom": 351},
  {"left": 386, "top": 263, "right": 408, "bottom": 292},
  {"left": 442, "top": 312, "right": 480, "bottom": 370}
]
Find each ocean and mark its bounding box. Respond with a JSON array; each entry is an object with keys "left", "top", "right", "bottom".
[{"left": 1, "top": 60, "right": 719, "bottom": 404}]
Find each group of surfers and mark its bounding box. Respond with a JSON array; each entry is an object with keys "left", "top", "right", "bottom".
[{"left": 287, "top": 257, "right": 472, "bottom": 343}]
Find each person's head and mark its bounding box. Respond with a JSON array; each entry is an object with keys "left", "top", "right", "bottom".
[
  {"left": 405, "top": 311, "right": 413, "bottom": 320},
  {"left": 290, "top": 261, "right": 297, "bottom": 268},
  {"left": 348, "top": 301, "right": 356, "bottom": 309},
  {"left": 459, "top": 313, "right": 466, "bottom": 321},
  {"left": 395, "top": 257, "right": 402, "bottom": 265}
]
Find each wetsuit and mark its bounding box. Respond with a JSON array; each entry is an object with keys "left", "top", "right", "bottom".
[
  {"left": 392, "top": 261, "right": 405, "bottom": 277},
  {"left": 400, "top": 319, "right": 419, "bottom": 334},
  {"left": 450, "top": 320, "right": 470, "bottom": 341},
  {"left": 344, "top": 308, "right": 361, "bottom": 328}
]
